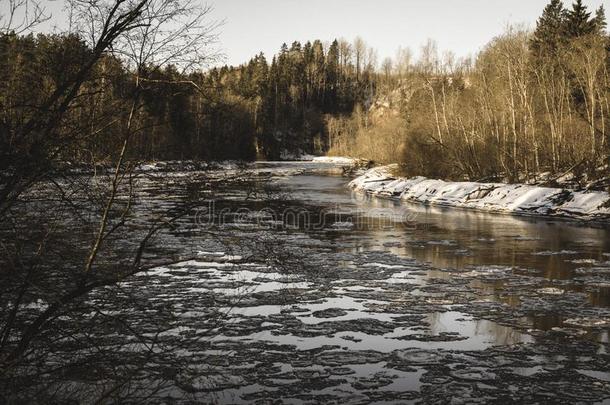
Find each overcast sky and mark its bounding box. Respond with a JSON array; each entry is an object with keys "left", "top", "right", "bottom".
[
  {"left": 208, "top": 0, "right": 608, "bottom": 66},
  {"left": 6, "top": 0, "right": 608, "bottom": 67}
]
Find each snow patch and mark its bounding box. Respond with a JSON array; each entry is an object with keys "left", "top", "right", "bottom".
[
  {"left": 312, "top": 156, "right": 362, "bottom": 165},
  {"left": 349, "top": 165, "right": 610, "bottom": 222}
]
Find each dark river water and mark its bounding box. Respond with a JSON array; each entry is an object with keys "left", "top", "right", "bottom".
[
  {"left": 84, "top": 161, "right": 610, "bottom": 403},
  {"left": 273, "top": 162, "right": 610, "bottom": 305}
]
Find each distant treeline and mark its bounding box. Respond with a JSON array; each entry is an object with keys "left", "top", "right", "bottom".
[
  {"left": 0, "top": 34, "right": 374, "bottom": 164},
  {"left": 204, "top": 39, "right": 377, "bottom": 159}
]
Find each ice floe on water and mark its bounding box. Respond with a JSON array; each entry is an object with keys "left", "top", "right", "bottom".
[
  {"left": 99, "top": 240, "right": 610, "bottom": 402},
  {"left": 533, "top": 250, "right": 580, "bottom": 256},
  {"left": 68, "top": 162, "right": 610, "bottom": 403},
  {"left": 329, "top": 221, "right": 355, "bottom": 230},
  {"left": 350, "top": 165, "right": 610, "bottom": 221}
]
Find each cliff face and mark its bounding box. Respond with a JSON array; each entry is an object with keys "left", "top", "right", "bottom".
[{"left": 367, "top": 82, "right": 416, "bottom": 124}]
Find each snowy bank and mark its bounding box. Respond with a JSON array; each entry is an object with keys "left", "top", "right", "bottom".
[
  {"left": 312, "top": 156, "right": 363, "bottom": 165},
  {"left": 350, "top": 165, "right": 610, "bottom": 221}
]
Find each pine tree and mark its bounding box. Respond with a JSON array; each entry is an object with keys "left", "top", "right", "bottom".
[
  {"left": 325, "top": 40, "right": 340, "bottom": 112},
  {"left": 252, "top": 52, "right": 268, "bottom": 96},
  {"left": 593, "top": 5, "right": 607, "bottom": 34},
  {"left": 311, "top": 40, "right": 325, "bottom": 104},
  {"left": 290, "top": 41, "right": 302, "bottom": 53},
  {"left": 565, "top": 0, "right": 595, "bottom": 37},
  {"left": 531, "top": 0, "right": 566, "bottom": 58},
  {"left": 279, "top": 43, "right": 288, "bottom": 56}
]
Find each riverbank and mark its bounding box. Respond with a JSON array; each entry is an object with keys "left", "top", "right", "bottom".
[{"left": 350, "top": 165, "right": 610, "bottom": 222}]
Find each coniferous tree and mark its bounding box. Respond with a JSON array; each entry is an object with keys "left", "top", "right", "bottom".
[
  {"left": 325, "top": 40, "right": 340, "bottom": 112},
  {"left": 531, "top": 0, "right": 566, "bottom": 58},
  {"left": 593, "top": 5, "right": 607, "bottom": 34},
  {"left": 311, "top": 40, "right": 325, "bottom": 104},
  {"left": 565, "top": 0, "right": 595, "bottom": 37}
]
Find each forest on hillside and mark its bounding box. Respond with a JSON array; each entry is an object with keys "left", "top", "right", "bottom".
[
  {"left": 1, "top": 0, "right": 609, "bottom": 184},
  {"left": 330, "top": 0, "right": 610, "bottom": 185},
  {"left": 0, "top": 33, "right": 375, "bottom": 163}
]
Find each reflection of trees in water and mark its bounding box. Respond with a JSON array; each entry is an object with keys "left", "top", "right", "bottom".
[
  {"left": 589, "top": 286, "right": 610, "bottom": 307},
  {"left": 473, "top": 319, "right": 524, "bottom": 346},
  {"left": 425, "top": 312, "right": 525, "bottom": 346},
  {"left": 350, "top": 203, "right": 609, "bottom": 277},
  {"left": 350, "top": 203, "right": 610, "bottom": 317},
  {"left": 426, "top": 312, "right": 443, "bottom": 335},
  {"left": 530, "top": 314, "right": 564, "bottom": 331}
]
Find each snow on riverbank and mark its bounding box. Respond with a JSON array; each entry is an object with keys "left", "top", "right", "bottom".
[
  {"left": 278, "top": 151, "right": 366, "bottom": 164},
  {"left": 350, "top": 165, "right": 610, "bottom": 221},
  {"left": 312, "top": 156, "right": 363, "bottom": 165}
]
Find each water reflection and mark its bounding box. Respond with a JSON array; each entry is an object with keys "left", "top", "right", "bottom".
[
  {"left": 301, "top": 186, "right": 610, "bottom": 307},
  {"left": 220, "top": 163, "right": 610, "bottom": 341},
  {"left": 272, "top": 167, "right": 610, "bottom": 311},
  {"left": 425, "top": 311, "right": 531, "bottom": 347}
]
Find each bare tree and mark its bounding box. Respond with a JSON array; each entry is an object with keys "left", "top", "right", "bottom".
[
  {"left": 394, "top": 46, "right": 413, "bottom": 81},
  {"left": 567, "top": 34, "right": 607, "bottom": 160},
  {"left": 337, "top": 38, "right": 352, "bottom": 76},
  {"left": 381, "top": 57, "right": 393, "bottom": 86},
  {"left": 66, "top": 0, "right": 221, "bottom": 276},
  {"left": 0, "top": 0, "right": 49, "bottom": 34},
  {"left": 353, "top": 36, "right": 366, "bottom": 82},
  {"left": 0, "top": 0, "right": 225, "bottom": 401}
]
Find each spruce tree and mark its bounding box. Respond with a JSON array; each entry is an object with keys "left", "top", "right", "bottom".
[
  {"left": 252, "top": 52, "right": 268, "bottom": 96},
  {"left": 565, "top": 0, "right": 595, "bottom": 37},
  {"left": 531, "top": 0, "right": 567, "bottom": 58},
  {"left": 311, "top": 40, "right": 325, "bottom": 104},
  {"left": 325, "top": 40, "right": 340, "bottom": 112},
  {"left": 593, "top": 5, "right": 607, "bottom": 34}
]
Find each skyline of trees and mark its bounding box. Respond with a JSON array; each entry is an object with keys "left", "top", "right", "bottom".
[{"left": 1, "top": 0, "right": 608, "bottom": 183}]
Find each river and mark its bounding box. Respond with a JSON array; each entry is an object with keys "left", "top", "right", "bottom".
[{"left": 16, "top": 161, "right": 610, "bottom": 403}]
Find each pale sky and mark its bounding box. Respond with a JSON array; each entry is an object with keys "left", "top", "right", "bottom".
[
  {"left": 4, "top": 0, "right": 608, "bottom": 67},
  {"left": 209, "top": 0, "right": 608, "bottom": 66}
]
